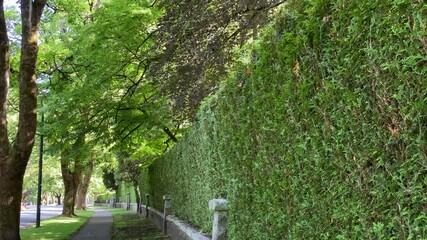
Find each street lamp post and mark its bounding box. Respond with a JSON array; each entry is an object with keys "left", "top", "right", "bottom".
[{"left": 36, "top": 99, "right": 44, "bottom": 228}]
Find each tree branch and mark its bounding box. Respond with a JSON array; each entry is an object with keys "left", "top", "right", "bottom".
[
  {"left": 162, "top": 126, "right": 177, "bottom": 143},
  {"left": 121, "top": 123, "right": 142, "bottom": 142}
]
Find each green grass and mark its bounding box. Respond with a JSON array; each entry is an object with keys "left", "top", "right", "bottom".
[
  {"left": 110, "top": 208, "right": 169, "bottom": 240},
  {"left": 20, "top": 209, "right": 95, "bottom": 240},
  {"left": 108, "top": 207, "right": 136, "bottom": 216}
]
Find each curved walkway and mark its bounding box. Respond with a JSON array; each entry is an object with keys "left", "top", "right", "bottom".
[{"left": 71, "top": 208, "right": 113, "bottom": 240}]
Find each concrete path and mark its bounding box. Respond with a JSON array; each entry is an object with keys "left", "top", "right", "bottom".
[{"left": 70, "top": 208, "right": 113, "bottom": 240}]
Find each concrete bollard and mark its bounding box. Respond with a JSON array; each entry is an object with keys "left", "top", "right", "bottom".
[
  {"left": 163, "top": 195, "right": 172, "bottom": 234},
  {"left": 145, "top": 194, "right": 149, "bottom": 218},
  {"left": 209, "top": 199, "right": 228, "bottom": 240}
]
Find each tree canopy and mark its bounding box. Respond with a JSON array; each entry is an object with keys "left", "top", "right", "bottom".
[{"left": 38, "top": 0, "right": 286, "bottom": 185}]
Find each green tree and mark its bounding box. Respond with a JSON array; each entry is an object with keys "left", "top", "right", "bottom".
[
  {"left": 102, "top": 169, "right": 118, "bottom": 191},
  {"left": 37, "top": 0, "right": 103, "bottom": 216},
  {"left": 23, "top": 153, "right": 64, "bottom": 205},
  {"left": 41, "top": 0, "right": 178, "bottom": 206}
]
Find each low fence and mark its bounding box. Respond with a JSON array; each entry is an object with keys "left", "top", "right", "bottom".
[{"left": 96, "top": 195, "right": 227, "bottom": 240}]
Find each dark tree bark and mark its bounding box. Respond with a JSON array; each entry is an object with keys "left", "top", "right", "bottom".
[
  {"left": 54, "top": 193, "right": 62, "bottom": 205},
  {"left": 0, "top": 1, "right": 47, "bottom": 239},
  {"left": 76, "top": 156, "right": 94, "bottom": 210},
  {"left": 60, "top": 149, "right": 81, "bottom": 217},
  {"left": 61, "top": 134, "right": 86, "bottom": 216},
  {"left": 134, "top": 182, "right": 141, "bottom": 213}
]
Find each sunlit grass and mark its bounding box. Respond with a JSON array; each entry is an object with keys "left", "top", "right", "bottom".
[
  {"left": 109, "top": 208, "right": 135, "bottom": 216},
  {"left": 111, "top": 208, "right": 139, "bottom": 230},
  {"left": 20, "top": 209, "right": 95, "bottom": 240},
  {"left": 110, "top": 208, "right": 169, "bottom": 240}
]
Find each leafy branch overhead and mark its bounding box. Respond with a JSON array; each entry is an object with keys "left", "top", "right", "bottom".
[
  {"left": 41, "top": 0, "right": 177, "bottom": 151},
  {"left": 41, "top": 0, "right": 286, "bottom": 156},
  {"left": 151, "top": 0, "right": 286, "bottom": 119}
]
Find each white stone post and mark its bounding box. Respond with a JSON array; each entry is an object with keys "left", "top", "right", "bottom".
[
  {"left": 209, "top": 199, "right": 228, "bottom": 240},
  {"left": 163, "top": 195, "right": 172, "bottom": 234}
]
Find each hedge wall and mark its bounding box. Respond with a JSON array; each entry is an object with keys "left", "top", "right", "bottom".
[
  {"left": 95, "top": 193, "right": 114, "bottom": 202},
  {"left": 116, "top": 183, "right": 137, "bottom": 203},
  {"left": 140, "top": 0, "right": 426, "bottom": 239}
]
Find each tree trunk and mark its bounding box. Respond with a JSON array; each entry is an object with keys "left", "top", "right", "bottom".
[
  {"left": 55, "top": 193, "right": 62, "bottom": 205},
  {"left": 76, "top": 157, "right": 94, "bottom": 210},
  {"left": 75, "top": 181, "right": 88, "bottom": 210},
  {"left": 0, "top": 155, "right": 25, "bottom": 240},
  {"left": 0, "top": 1, "right": 46, "bottom": 239},
  {"left": 61, "top": 150, "right": 81, "bottom": 216},
  {"left": 134, "top": 182, "right": 141, "bottom": 213},
  {"left": 61, "top": 165, "right": 80, "bottom": 216}
]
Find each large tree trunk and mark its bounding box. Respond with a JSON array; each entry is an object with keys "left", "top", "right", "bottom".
[
  {"left": 61, "top": 162, "right": 81, "bottom": 216},
  {"left": 0, "top": 1, "right": 46, "bottom": 239},
  {"left": 61, "top": 135, "right": 85, "bottom": 216},
  {"left": 76, "top": 157, "right": 94, "bottom": 210},
  {"left": 0, "top": 155, "right": 25, "bottom": 240},
  {"left": 61, "top": 150, "right": 81, "bottom": 217}
]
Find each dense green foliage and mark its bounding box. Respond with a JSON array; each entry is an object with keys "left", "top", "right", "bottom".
[
  {"left": 95, "top": 193, "right": 115, "bottom": 202},
  {"left": 116, "top": 183, "right": 137, "bottom": 203},
  {"left": 139, "top": 0, "right": 427, "bottom": 238},
  {"left": 151, "top": 0, "right": 285, "bottom": 119}
]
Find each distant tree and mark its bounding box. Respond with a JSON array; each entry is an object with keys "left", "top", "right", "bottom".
[
  {"left": 116, "top": 152, "right": 145, "bottom": 213},
  {"left": 102, "top": 169, "right": 118, "bottom": 191},
  {"left": 21, "top": 190, "right": 32, "bottom": 206}
]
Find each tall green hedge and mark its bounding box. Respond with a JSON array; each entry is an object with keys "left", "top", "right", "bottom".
[
  {"left": 140, "top": 0, "right": 426, "bottom": 239},
  {"left": 116, "top": 183, "right": 137, "bottom": 203}
]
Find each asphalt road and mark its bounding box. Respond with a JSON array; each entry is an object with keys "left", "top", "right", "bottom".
[{"left": 20, "top": 205, "right": 63, "bottom": 229}]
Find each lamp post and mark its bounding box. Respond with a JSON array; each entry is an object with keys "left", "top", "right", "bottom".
[{"left": 36, "top": 99, "right": 44, "bottom": 228}]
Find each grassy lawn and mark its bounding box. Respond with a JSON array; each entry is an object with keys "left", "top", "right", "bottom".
[
  {"left": 20, "top": 209, "right": 94, "bottom": 240},
  {"left": 111, "top": 208, "right": 169, "bottom": 240},
  {"left": 109, "top": 207, "right": 136, "bottom": 216}
]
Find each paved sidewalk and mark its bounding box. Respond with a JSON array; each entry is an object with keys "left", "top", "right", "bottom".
[{"left": 71, "top": 208, "right": 113, "bottom": 240}]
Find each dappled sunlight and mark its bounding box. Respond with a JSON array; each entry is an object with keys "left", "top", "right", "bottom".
[
  {"left": 20, "top": 210, "right": 94, "bottom": 239},
  {"left": 44, "top": 217, "right": 80, "bottom": 224}
]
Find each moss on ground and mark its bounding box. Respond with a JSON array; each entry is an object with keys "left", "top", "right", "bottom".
[{"left": 112, "top": 213, "right": 169, "bottom": 240}]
